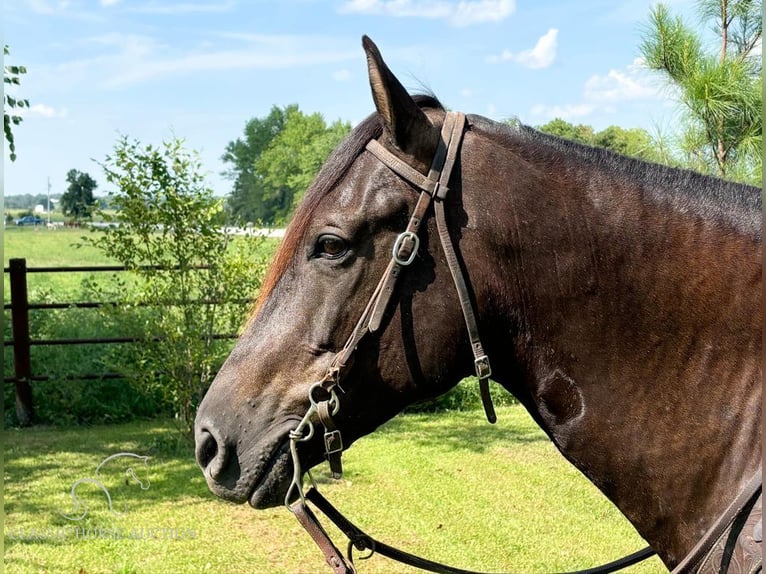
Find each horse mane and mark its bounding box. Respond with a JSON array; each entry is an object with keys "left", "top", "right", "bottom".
[
  {"left": 468, "top": 114, "right": 762, "bottom": 240},
  {"left": 250, "top": 96, "right": 444, "bottom": 319}
]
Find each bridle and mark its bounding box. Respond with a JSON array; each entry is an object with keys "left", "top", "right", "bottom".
[
  {"left": 285, "top": 111, "right": 494, "bottom": 509},
  {"left": 280, "top": 111, "right": 761, "bottom": 574}
]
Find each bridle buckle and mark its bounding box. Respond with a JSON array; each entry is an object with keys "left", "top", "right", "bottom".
[
  {"left": 392, "top": 231, "right": 420, "bottom": 266},
  {"left": 474, "top": 355, "right": 492, "bottom": 379},
  {"left": 324, "top": 429, "right": 344, "bottom": 455}
]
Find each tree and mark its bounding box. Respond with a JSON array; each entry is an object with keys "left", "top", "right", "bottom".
[
  {"left": 60, "top": 169, "right": 97, "bottom": 220},
  {"left": 222, "top": 104, "right": 351, "bottom": 225},
  {"left": 536, "top": 119, "right": 659, "bottom": 162},
  {"left": 537, "top": 118, "right": 595, "bottom": 145},
  {"left": 256, "top": 108, "right": 350, "bottom": 223},
  {"left": 4, "top": 45, "right": 29, "bottom": 162},
  {"left": 222, "top": 105, "right": 289, "bottom": 224},
  {"left": 87, "top": 135, "right": 268, "bottom": 435},
  {"left": 640, "top": 0, "right": 761, "bottom": 182}
]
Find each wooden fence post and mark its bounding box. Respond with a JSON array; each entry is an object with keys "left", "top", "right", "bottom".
[{"left": 9, "top": 258, "right": 34, "bottom": 425}]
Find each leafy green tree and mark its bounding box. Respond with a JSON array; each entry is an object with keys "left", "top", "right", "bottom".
[
  {"left": 537, "top": 118, "right": 595, "bottom": 145},
  {"left": 222, "top": 105, "right": 289, "bottom": 224},
  {"left": 641, "top": 0, "right": 761, "bottom": 182},
  {"left": 60, "top": 169, "right": 97, "bottom": 220},
  {"left": 591, "top": 125, "right": 657, "bottom": 160},
  {"left": 223, "top": 104, "right": 351, "bottom": 225},
  {"left": 87, "top": 135, "right": 268, "bottom": 434},
  {"left": 256, "top": 108, "right": 350, "bottom": 223},
  {"left": 4, "top": 45, "right": 29, "bottom": 162},
  {"left": 536, "top": 119, "right": 659, "bottom": 162}
]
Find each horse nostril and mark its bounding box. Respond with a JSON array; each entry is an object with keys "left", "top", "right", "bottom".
[
  {"left": 196, "top": 429, "right": 217, "bottom": 467},
  {"left": 196, "top": 428, "right": 228, "bottom": 480}
]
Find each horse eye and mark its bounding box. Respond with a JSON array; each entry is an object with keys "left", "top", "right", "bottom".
[{"left": 316, "top": 234, "right": 348, "bottom": 259}]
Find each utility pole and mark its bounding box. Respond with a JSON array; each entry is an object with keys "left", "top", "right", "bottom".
[{"left": 47, "top": 176, "right": 51, "bottom": 225}]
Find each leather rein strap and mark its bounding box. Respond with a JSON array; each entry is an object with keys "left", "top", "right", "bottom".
[{"left": 299, "top": 487, "right": 657, "bottom": 574}]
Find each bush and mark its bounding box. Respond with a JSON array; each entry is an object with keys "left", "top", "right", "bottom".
[{"left": 85, "top": 135, "right": 269, "bottom": 435}]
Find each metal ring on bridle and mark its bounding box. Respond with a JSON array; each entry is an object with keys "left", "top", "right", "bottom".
[
  {"left": 392, "top": 231, "right": 420, "bottom": 266},
  {"left": 309, "top": 382, "right": 340, "bottom": 416}
]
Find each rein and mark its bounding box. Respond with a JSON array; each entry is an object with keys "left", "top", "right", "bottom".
[{"left": 282, "top": 111, "right": 759, "bottom": 573}]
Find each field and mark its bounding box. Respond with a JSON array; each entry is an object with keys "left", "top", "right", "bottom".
[
  {"left": 3, "top": 226, "right": 120, "bottom": 299},
  {"left": 4, "top": 406, "right": 664, "bottom": 574}
]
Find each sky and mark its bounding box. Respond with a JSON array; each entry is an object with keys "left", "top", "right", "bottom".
[{"left": 4, "top": 0, "right": 699, "bottom": 199}]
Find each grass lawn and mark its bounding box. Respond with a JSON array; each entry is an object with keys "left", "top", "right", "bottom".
[
  {"left": 3, "top": 227, "right": 279, "bottom": 302},
  {"left": 3, "top": 405, "right": 665, "bottom": 574},
  {"left": 3, "top": 227, "right": 122, "bottom": 303},
  {"left": 4, "top": 226, "right": 118, "bottom": 268}
]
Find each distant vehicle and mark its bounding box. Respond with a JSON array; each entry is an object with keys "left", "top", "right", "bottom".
[{"left": 15, "top": 215, "right": 45, "bottom": 226}]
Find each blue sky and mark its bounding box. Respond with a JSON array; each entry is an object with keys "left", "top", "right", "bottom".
[{"left": 5, "top": 0, "right": 697, "bottom": 199}]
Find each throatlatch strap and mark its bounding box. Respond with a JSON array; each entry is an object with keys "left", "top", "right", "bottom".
[
  {"left": 365, "top": 112, "right": 497, "bottom": 423},
  {"left": 431, "top": 113, "right": 496, "bottom": 423}
]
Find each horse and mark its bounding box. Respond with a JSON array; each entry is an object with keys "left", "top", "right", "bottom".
[{"left": 195, "top": 36, "right": 761, "bottom": 572}]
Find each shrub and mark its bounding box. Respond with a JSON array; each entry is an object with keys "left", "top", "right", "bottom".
[{"left": 84, "top": 135, "right": 269, "bottom": 435}]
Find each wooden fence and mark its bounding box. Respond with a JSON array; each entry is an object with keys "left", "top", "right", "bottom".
[{"left": 3, "top": 258, "right": 246, "bottom": 426}]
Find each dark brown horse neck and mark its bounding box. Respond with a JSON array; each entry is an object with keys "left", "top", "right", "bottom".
[{"left": 458, "top": 122, "right": 762, "bottom": 567}]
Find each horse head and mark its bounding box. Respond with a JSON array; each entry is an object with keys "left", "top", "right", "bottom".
[{"left": 195, "top": 37, "right": 486, "bottom": 509}]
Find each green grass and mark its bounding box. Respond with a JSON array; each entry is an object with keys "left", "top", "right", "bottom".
[
  {"left": 4, "top": 406, "right": 665, "bottom": 574},
  {"left": 4, "top": 227, "right": 120, "bottom": 302},
  {"left": 4, "top": 226, "right": 119, "bottom": 267}
]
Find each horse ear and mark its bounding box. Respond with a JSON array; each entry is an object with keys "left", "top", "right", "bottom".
[{"left": 362, "top": 36, "right": 437, "bottom": 158}]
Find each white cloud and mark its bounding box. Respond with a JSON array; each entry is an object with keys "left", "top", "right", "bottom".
[
  {"left": 339, "top": 0, "right": 514, "bottom": 27},
  {"left": 27, "top": 0, "right": 69, "bottom": 14},
  {"left": 530, "top": 103, "right": 598, "bottom": 121},
  {"left": 488, "top": 28, "right": 558, "bottom": 69},
  {"left": 18, "top": 103, "right": 68, "bottom": 118},
  {"left": 452, "top": 0, "right": 515, "bottom": 26},
  {"left": 123, "top": 1, "right": 236, "bottom": 15},
  {"left": 529, "top": 58, "right": 665, "bottom": 123},
  {"left": 460, "top": 88, "right": 473, "bottom": 97},
  {"left": 100, "top": 0, "right": 120, "bottom": 6},
  {"left": 56, "top": 33, "right": 359, "bottom": 89},
  {"left": 584, "top": 58, "right": 660, "bottom": 102}
]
